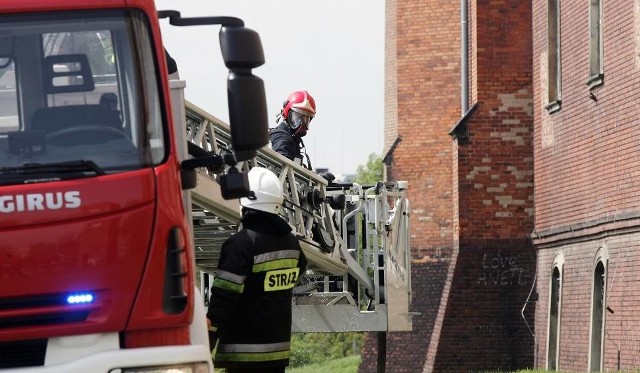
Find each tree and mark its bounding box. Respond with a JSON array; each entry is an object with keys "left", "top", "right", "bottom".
[{"left": 354, "top": 153, "right": 383, "bottom": 185}]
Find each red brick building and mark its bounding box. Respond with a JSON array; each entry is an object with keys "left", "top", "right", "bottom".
[
  {"left": 360, "top": 0, "right": 536, "bottom": 371},
  {"left": 532, "top": 0, "right": 640, "bottom": 371}
]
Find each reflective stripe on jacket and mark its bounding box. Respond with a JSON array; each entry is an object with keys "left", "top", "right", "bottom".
[{"left": 215, "top": 341, "right": 291, "bottom": 364}]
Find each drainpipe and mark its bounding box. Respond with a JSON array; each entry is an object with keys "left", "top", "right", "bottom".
[{"left": 461, "top": 0, "right": 469, "bottom": 114}]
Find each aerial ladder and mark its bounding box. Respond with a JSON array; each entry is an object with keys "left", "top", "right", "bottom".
[{"left": 170, "top": 82, "right": 413, "bottom": 333}]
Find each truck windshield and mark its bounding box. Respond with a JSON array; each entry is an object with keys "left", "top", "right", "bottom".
[{"left": 0, "top": 10, "right": 165, "bottom": 183}]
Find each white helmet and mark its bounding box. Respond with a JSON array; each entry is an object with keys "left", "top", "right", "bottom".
[{"left": 240, "top": 167, "right": 284, "bottom": 214}]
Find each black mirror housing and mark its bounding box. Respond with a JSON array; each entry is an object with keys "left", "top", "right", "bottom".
[
  {"left": 158, "top": 12, "right": 269, "bottom": 163},
  {"left": 220, "top": 27, "right": 265, "bottom": 69},
  {"left": 219, "top": 167, "right": 250, "bottom": 199},
  {"left": 181, "top": 169, "right": 197, "bottom": 190},
  {"left": 221, "top": 26, "right": 268, "bottom": 161},
  {"left": 227, "top": 72, "right": 268, "bottom": 160}
]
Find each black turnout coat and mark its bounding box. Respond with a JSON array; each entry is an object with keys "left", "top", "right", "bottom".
[
  {"left": 207, "top": 209, "right": 307, "bottom": 370},
  {"left": 269, "top": 121, "right": 303, "bottom": 163}
]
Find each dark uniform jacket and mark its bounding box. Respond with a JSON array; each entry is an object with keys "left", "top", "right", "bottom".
[
  {"left": 207, "top": 209, "right": 307, "bottom": 370},
  {"left": 269, "top": 121, "right": 303, "bottom": 163}
]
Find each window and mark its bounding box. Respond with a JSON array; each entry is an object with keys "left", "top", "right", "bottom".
[
  {"left": 43, "top": 30, "right": 118, "bottom": 107},
  {"left": 589, "top": 256, "right": 606, "bottom": 372},
  {"left": 547, "top": 262, "right": 563, "bottom": 371},
  {"left": 0, "top": 59, "right": 17, "bottom": 132},
  {"left": 587, "top": 0, "right": 603, "bottom": 88},
  {"left": 0, "top": 10, "right": 166, "bottom": 185},
  {"left": 546, "top": 0, "right": 561, "bottom": 112}
]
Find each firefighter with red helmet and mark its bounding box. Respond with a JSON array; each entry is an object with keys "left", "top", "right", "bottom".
[
  {"left": 270, "top": 90, "right": 316, "bottom": 168},
  {"left": 207, "top": 167, "right": 307, "bottom": 373}
]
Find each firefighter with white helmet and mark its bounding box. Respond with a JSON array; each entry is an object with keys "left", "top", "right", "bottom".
[
  {"left": 206, "top": 167, "right": 307, "bottom": 373},
  {"left": 270, "top": 90, "right": 316, "bottom": 168},
  {"left": 239, "top": 167, "right": 284, "bottom": 214}
]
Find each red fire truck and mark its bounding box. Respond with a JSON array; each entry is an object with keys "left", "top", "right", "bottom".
[{"left": 0, "top": 1, "right": 267, "bottom": 371}]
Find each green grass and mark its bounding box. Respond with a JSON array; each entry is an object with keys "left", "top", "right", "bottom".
[
  {"left": 485, "top": 371, "right": 551, "bottom": 373},
  {"left": 286, "top": 355, "right": 360, "bottom": 373},
  {"left": 485, "top": 371, "right": 640, "bottom": 373},
  {"left": 483, "top": 371, "right": 638, "bottom": 373},
  {"left": 214, "top": 355, "right": 360, "bottom": 373},
  {"left": 484, "top": 370, "right": 562, "bottom": 373}
]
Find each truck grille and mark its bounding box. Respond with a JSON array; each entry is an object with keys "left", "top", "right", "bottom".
[
  {"left": 0, "top": 293, "right": 68, "bottom": 309},
  {"left": 0, "top": 311, "right": 89, "bottom": 329},
  {"left": 0, "top": 294, "right": 93, "bottom": 368},
  {"left": 0, "top": 339, "right": 46, "bottom": 369},
  {"left": 0, "top": 293, "right": 91, "bottom": 329}
]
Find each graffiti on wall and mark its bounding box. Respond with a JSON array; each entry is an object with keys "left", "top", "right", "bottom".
[{"left": 478, "top": 252, "right": 531, "bottom": 286}]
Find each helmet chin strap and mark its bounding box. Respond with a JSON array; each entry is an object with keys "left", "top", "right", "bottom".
[
  {"left": 284, "top": 113, "right": 311, "bottom": 168},
  {"left": 298, "top": 138, "right": 312, "bottom": 170}
]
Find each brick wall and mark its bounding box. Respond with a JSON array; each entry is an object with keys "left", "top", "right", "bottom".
[
  {"left": 427, "top": 0, "right": 536, "bottom": 370},
  {"left": 532, "top": 0, "right": 640, "bottom": 233},
  {"left": 384, "top": 0, "right": 459, "bottom": 259},
  {"left": 535, "top": 233, "right": 640, "bottom": 371},
  {"left": 359, "top": 261, "right": 449, "bottom": 373},
  {"left": 532, "top": 0, "right": 640, "bottom": 369},
  {"left": 364, "top": 0, "right": 536, "bottom": 371},
  {"left": 367, "top": 0, "right": 640, "bottom": 369},
  {"left": 367, "top": 0, "right": 461, "bottom": 371},
  {"left": 430, "top": 240, "right": 536, "bottom": 372},
  {"left": 384, "top": 0, "right": 398, "bottom": 154},
  {"left": 460, "top": 0, "right": 534, "bottom": 244}
]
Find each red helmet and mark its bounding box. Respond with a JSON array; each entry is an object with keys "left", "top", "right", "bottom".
[{"left": 282, "top": 90, "right": 316, "bottom": 119}]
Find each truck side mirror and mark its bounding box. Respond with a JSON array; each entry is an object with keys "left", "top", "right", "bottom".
[
  {"left": 220, "top": 27, "right": 268, "bottom": 161},
  {"left": 158, "top": 12, "right": 269, "bottom": 163}
]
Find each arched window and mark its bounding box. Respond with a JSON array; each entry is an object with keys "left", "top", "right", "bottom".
[
  {"left": 547, "top": 255, "right": 563, "bottom": 371},
  {"left": 589, "top": 248, "right": 608, "bottom": 372}
]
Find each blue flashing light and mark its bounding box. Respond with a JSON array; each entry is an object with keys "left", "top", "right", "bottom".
[{"left": 66, "top": 293, "right": 95, "bottom": 305}]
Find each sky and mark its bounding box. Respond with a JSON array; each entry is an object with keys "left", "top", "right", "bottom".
[{"left": 155, "top": 0, "right": 385, "bottom": 176}]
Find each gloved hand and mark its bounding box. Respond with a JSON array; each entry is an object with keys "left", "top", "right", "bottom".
[
  {"left": 208, "top": 329, "right": 218, "bottom": 351},
  {"left": 207, "top": 318, "right": 218, "bottom": 351},
  {"left": 319, "top": 171, "right": 335, "bottom": 183}
]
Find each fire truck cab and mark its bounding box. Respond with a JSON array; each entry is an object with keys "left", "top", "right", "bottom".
[{"left": 0, "top": 1, "right": 267, "bottom": 372}]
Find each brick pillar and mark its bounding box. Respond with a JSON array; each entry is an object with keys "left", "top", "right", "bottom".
[
  {"left": 361, "top": 0, "right": 460, "bottom": 371},
  {"left": 359, "top": 262, "right": 449, "bottom": 373},
  {"left": 362, "top": 0, "right": 536, "bottom": 372},
  {"left": 428, "top": 0, "right": 536, "bottom": 371}
]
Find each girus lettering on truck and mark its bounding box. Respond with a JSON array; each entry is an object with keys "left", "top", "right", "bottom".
[
  {"left": 0, "top": 192, "right": 81, "bottom": 212},
  {"left": 0, "top": 1, "right": 268, "bottom": 372}
]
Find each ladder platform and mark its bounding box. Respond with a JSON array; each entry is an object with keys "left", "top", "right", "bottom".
[{"left": 172, "top": 87, "right": 413, "bottom": 332}]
